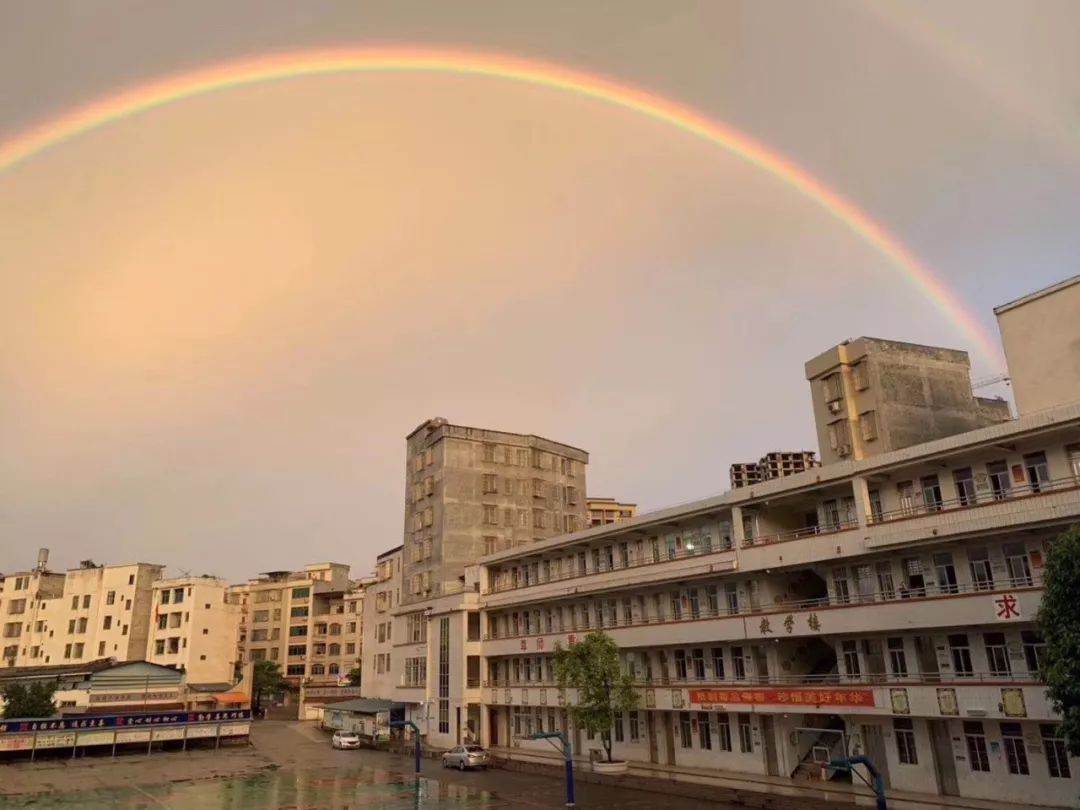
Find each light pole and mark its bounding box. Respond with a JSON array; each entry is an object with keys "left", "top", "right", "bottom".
[{"left": 528, "top": 731, "right": 575, "bottom": 808}]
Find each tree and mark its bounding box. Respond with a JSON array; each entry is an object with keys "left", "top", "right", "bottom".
[
  {"left": 552, "top": 631, "right": 639, "bottom": 762},
  {"left": 252, "top": 660, "right": 284, "bottom": 713},
  {"left": 1, "top": 681, "right": 57, "bottom": 719},
  {"left": 347, "top": 661, "right": 363, "bottom": 687},
  {"left": 1038, "top": 525, "right": 1080, "bottom": 753}
]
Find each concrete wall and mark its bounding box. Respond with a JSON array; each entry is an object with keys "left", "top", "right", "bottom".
[{"left": 995, "top": 276, "right": 1080, "bottom": 415}]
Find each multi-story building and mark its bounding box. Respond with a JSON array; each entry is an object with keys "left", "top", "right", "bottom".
[
  {"left": 994, "top": 274, "right": 1080, "bottom": 416},
  {"left": 730, "top": 451, "right": 820, "bottom": 489},
  {"left": 16, "top": 560, "right": 164, "bottom": 668},
  {"left": 805, "top": 337, "right": 1011, "bottom": 465},
  {"left": 0, "top": 550, "right": 65, "bottom": 667},
  {"left": 146, "top": 576, "right": 240, "bottom": 684},
  {"left": 229, "top": 562, "right": 352, "bottom": 684},
  {"left": 587, "top": 498, "right": 638, "bottom": 527},
  {"left": 401, "top": 419, "right": 589, "bottom": 604},
  {"left": 361, "top": 547, "right": 403, "bottom": 700}
]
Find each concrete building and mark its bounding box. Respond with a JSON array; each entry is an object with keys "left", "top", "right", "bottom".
[
  {"left": 995, "top": 275, "right": 1080, "bottom": 416},
  {"left": 229, "top": 562, "right": 353, "bottom": 683},
  {"left": 587, "top": 498, "right": 638, "bottom": 527},
  {"left": 805, "top": 337, "right": 1012, "bottom": 465},
  {"left": 0, "top": 550, "right": 65, "bottom": 667},
  {"left": 146, "top": 576, "right": 240, "bottom": 685},
  {"left": 6, "top": 559, "right": 165, "bottom": 668},
  {"left": 730, "top": 451, "right": 820, "bottom": 490},
  {"left": 400, "top": 418, "right": 589, "bottom": 604},
  {"left": 360, "top": 547, "right": 402, "bottom": 703}
]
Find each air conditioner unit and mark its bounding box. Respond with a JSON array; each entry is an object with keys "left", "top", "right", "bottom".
[
  {"left": 836, "top": 444, "right": 852, "bottom": 456},
  {"left": 827, "top": 401, "right": 843, "bottom": 414}
]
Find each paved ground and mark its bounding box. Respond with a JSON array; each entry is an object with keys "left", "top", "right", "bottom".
[{"left": 0, "top": 721, "right": 742, "bottom": 809}]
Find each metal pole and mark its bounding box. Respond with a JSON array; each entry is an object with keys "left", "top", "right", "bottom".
[{"left": 564, "top": 734, "right": 576, "bottom": 808}]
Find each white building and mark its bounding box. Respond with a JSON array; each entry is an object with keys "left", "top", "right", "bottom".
[{"left": 147, "top": 576, "right": 241, "bottom": 685}]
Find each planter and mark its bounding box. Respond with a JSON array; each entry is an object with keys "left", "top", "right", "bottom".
[{"left": 592, "top": 760, "right": 628, "bottom": 775}]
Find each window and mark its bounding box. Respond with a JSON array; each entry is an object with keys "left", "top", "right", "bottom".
[
  {"left": 1003, "top": 543, "right": 1033, "bottom": 587},
  {"left": 698, "top": 712, "right": 712, "bottom": 750},
  {"left": 724, "top": 583, "right": 739, "bottom": 614},
  {"left": 629, "top": 712, "right": 641, "bottom": 741},
  {"left": 289, "top": 626, "right": 308, "bottom": 637},
  {"left": 71, "top": 595, "right": 79, "bottom": 610},
  {"left": 106, "top": 591, "right": 116, "bottom": 606},
  {"left": 988, "top": 460, "right": 1011, "bottom": 500},
  {"left": 68, "top": 619, "right": 76, "bottom": 634},
  {"left": 852, "top": 362, "right": 869, "bottom": 390},
  {"left": 711, "top": 647, "right": 725, "bottom": 679},
  {"left": 984, "top": 632, "right": 1011, "bottom": 676},
  {"left": 822, "top": 373, "right": 843, "bottom": 403},
  {"left": 72, "top": 642, "right": 84, "bottom": 658},
  {"left": 1022, "top": 630, "right": 1046, "bottom": 677},
  {"left": 954, "top": 468, "right": 977, "bottom": 506},
  {"left": 679, "top": 712, "right": 693, "bottom": 748},
  {"left": 674, "top": 650, "right": 688, "bottom": 680},
  {"left": 77, "top": 617, "right": 87, "bottom": 633},
  {"left": 483, "top": 504, "right": 498, "bottom": 525},
  {"left": 404, "top": 656, "right": 427, "bottom": 687},
  {"left": 933, "top": 552, "right": 958, "bottom": 593},
  {"left": 860, "top": 411, "right": 878, "bottom": 441},
  {"left": 102, "top": 616, "right": 112, "bottom": 630},
  {"left": 842, "top": 640, "right": 861, "bottom": 678},
  {"left": 483, "top": 443, "right": 496, "bottom": 462},
  {"left": 691, "top": 648, "right": 706, "bottom": 680},
  {"left": 482, "top": 473, "right": 497, "bottom": 494},
  {"left": 128, "top": 574, "right": 135, "bottom": 585},
  {"left": 1023, "top": 451, "right": 1050, "bottom": 493},
  {"left": 964, "top": 721, "right": 990, "bottom": 772},
  {"left": 291, "top": 587, "right": 310, "bottom": 599},
  {"left": 833, "top": 568, "right": 851, "bottom": 604},
  {"left": 738, "top": 714, "right": 753, "bottom": 753},
  {"left": 613, "top": 712, "right": 624, "bottom": 743},
  {"left": 1042, "top": 725, "right": 1072, "bottom": 779},
  {"left": 968, "top": 547, "right": 995, "bottom": 591},
  {"left": 1000, "top": 723, "right": 1029, "bottom": 775},
  {"left": 732, "top": 647, "right": 746, "bottom": 681},
  {"left": 868, "top": 490, "right": 883, "bottom": 522},
  {"left": 949, "top": 634, "right": 974, "bottom": 676},
  {"left": 172, "top": 588, "right": 183, "bottom": 604},
  {"left": 894, "top": 718, "right": 918, "bottom": 764},
  {"left": 154, "top": 640, "right": 165, "bottom": 655},
  {"left": 406, "top": 613, "right": 427, "bottom": 644},
  {"left": 286, "top": 665, "right": 305, "bottom": 676},
  {"left": 887, "top": 637, "right": 908, "bottom": 678},
  {"left": 290, "top": 606, "right": 309, "bottom": 618},
  {"left": 717, "top": 714, "right": 732, "bottom": 751},
  {"left": 921, "top": 475, "right": 943, "bottom": 512},
  {"left": 438, "top": 617, "right": 450, "bottom": 734}
]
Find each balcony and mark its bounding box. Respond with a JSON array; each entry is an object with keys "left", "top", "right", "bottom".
[
  {"left": 482, "top": 578, "right": 1043, "bottom": 655},
  {"left": 742, "top": 519, "right": 858, "bottom": 548},
  {"left": 868, "top": 475, "right": 1078, "bottom": 527}
]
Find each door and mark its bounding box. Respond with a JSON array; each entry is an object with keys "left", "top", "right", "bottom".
[
  {"left": 760, "top": 716, "right": 780, "bottom": 776},
  {"left": 664, "top": 712, "right": 677, "bottom": 765},
  {"left": 929, "top": 720, "right": 959, "bottom": 796},
  {"left": 489, "top": 709, "right": 499, "bottom": 746},
  {"left": 861, "top": 724, "right": 891, "bottom": 788},
  {"left": 933, "top": 552, "right": 958, "bottom": 594},
  {"left": 914, "top": 635, "right": 939, "bottom": 681}
]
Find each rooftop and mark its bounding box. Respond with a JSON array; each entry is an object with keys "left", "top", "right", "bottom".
[
  {"left": 406, "top": 417, "right": 589, "bottom": 457},
  {"left": 994, "top": 274, "right": 1080, "bottom": 315}
]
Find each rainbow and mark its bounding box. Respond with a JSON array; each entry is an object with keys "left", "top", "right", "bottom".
[{"left": 0, "top": 47, "right": 1003, "bottom": 367}]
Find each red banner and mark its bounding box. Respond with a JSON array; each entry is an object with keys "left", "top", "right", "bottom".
[{"left": 688, "top": 688, "right": 875, "bottom": 708}]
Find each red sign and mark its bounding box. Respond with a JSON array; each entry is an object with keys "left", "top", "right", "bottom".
[
  {"left": 994, "top": 593, "right": 1022, "bottom": 620},
  {"left": 688, "top": 688, "right": 875, "bottom": 707}
]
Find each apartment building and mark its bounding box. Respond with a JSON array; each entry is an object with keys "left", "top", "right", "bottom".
[
  {"left": 805, "top": 338, "right": 1012, "bottom": 465},
  {"left": 361, "top": 548, "right": 402, "bottom": 700},
  {"left": 401, "top": 419, "right": 589, "bottom": 604},
  {"left": 587, "top": 498, "right": 637, "bottom": 527},
  {"left": 0, "top": 550, "right": 65, "bottom": 667},
  {"left": 229, "top": 562, "right": 354, "bottom": 684},
  {"left": 730, "top": 451, "right": 820, "bottom": 489},
  {"left": 146, "top": 576, "right": 241, "bottom": 684},
  {"left": 995, "top": 274, "right": 1080, "bottom": 416}
]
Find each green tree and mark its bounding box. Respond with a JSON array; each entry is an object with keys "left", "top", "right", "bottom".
[
  {"left": 1038, "top": 525, "right": 1080, "bottom": 753},
  {"left": 252, "top": 660, "right": 284, "bottom": 713},
  {"left": 552, "top": 632, "right": 639, "bottom": 762},
  {"left": 1, "top": 681, "right": 58, "bottom": 719},
  {"left": 347, "top": 661, "right": 363, "bottom": 687}
]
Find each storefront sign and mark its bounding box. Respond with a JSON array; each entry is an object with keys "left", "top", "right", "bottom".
[
  {"left": 115, "top": 730, "right": 151, "bottom": 744},
  {"left": 0, "top": 709, "right": 250, "bottom": 736},
  {"left": 689, "top": 688, "right": 875, "bottom": 707},
  {"left": 75, "top": 731, "right": 116, "bottom": 746},
  {"left": 35, "top": 732, "right": 77, "bottom": 749},
  {"left": 152, "top": 727, "right": 186, "bottom": 741},
  {"left": 305, "top": 687, "right": 363, "bottom": 699},
  {"left": 0, "top": 735, "right": 34, "bottom": 752},
  {"left": 89, "top": 691, "right": 180, "bottom": 704},
  {"left": 185, "top": 725, "right": 218, "bottom": 739},
  {"left": 218, "top": 723, "right": 250, "bottom": 737}
]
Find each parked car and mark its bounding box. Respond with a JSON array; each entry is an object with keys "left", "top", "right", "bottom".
[
  {"left": 442, "top": 744, "right": 490, "bottom": 770},
  {"left": 331, "top": 731, "right": 362, "bottom": 750}
]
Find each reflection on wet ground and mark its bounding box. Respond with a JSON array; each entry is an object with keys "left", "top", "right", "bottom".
[{"left": 0, "top": 766, "right": 504, "bottom": 809}]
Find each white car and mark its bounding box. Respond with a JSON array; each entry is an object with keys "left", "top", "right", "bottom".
[
  {"left": 331, "top": 731, "right": 362, "bottom": 750},
  {"left": 442, "top": 744, "right": 490, "bottom": 770}
]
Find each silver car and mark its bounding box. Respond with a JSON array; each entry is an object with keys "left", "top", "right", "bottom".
[
  {"left": 331, "top": 731, "right": 362, "bottom": 750},
  {"left": 442, "top": 744, "right": 489, "bottom": 770}
]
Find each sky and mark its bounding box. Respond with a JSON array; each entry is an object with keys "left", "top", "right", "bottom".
[{"left": 2, "top": 1, "right": 1079, "bottom": 580}]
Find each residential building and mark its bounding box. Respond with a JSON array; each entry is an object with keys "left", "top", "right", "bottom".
[
  {"left": 229, "top": 562, "right": 351, "bottom": 684},
  {"left": 805, "top": 338, "right": 1012, "bottom": 465},
  {"left": 730, "top": 451, "right": 820, "bottom": 490},
  {"left": 23, "top": 560, "right": 164, "bottom": 667},
  {"left": 360, "top": 547, "right": 402, "bottom": 702},
  {"left": 587, "top": 498, "right": 637, "bottom": 527},
  {"left": 0, "top": 549, "right": 65, "bottom": 667},
  {"left": 401, "top": 418, "right": 589, "bottom": 603},
  {"left": 994, "top": 275, "right": 1080, "bottom": 416},
  {"left": 147, "top": 576, "right": 240, "bottom": 685}
]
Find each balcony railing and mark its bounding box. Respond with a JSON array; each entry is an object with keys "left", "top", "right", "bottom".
[
  {"left": 483, "top": 671, "right": 1039, "bottom": 689},
  {"left": 868, "top": 476, "right": 1079, "bottom": 526},
  {"left": 484, "top": 577, "right": 1042, "bottom": 641},
  {"left": 489, "top": 541, "right": 736, "bottom": 595},
  {"left": 743, "top": 519, "right": 859, "bottom": 548}
]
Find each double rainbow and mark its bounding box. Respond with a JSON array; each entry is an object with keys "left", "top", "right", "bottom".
[{"left": 0, "top": 47, "right": 1002, "bottom": 368}]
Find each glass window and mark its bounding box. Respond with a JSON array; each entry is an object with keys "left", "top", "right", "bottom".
[
  {"left": 949, "top": 634, "right": 974, "bottom": 676},
  {"left": 698, "top": 712, "right": 712, "bottom": 750},
  {"left": 738, "top": 714, "right": 753, "bottom": 753},
  {"left": 678, "top": 712, "right": 692, "bottom": 748},
  {"left": 964, "top": 721, "right": 991, "bottom": 772},
  {"left": 984, "top": 632, "right": 1011, "bottom": 676},
  {"left": 1000, "top": 723, "right": 1029, "bottom": 775},
  {"left": 717, "top": 713, "right": 732, "bottom": 751},
  {"left": 887, "top": 637, "right": 908, "bottom": 678},
  {"left": 1042, "top": 725, "right": 1072, "bottom": 779},
  {"left": 894, "top": 718, "right": 917, "bottom": 764},
  {"left": 968, "top": 547, "right": 995, "bottom": 591}
]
